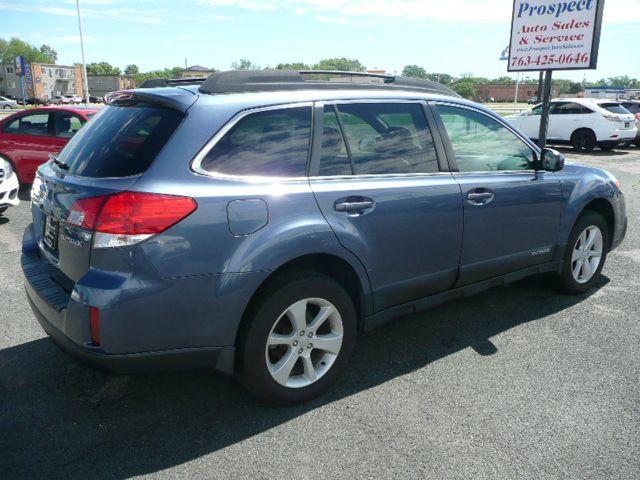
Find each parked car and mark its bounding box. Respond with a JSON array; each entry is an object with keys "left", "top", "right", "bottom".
[
  {"left": 0, "top": 106, "right": 98, "bottom": 186},
  {"left": 22, "top": 71, "right": 626, "bottom": 405},
  {"left": 507, "top": 98, "right": 637, "bottom": 151},
  {"left": 0, "top": 156, "right": 19, "bottom": 214},
  {"left": 527, "top": 96, "right": 538, "bottom": 104},
  {"left": 89, "top": 96, "right": 103, "bottom": 104},
  {"left": 50, "top": 95, "right": 71, "bottom": 105},
  {"left": 619, "top": 100, "right": 640, "bottom": 147},
  {"left": 0, "top": 96, "right": 19, "bottom": 110},
  {"left": 64, "top": 94, "right": 83, "bottom": 104}
]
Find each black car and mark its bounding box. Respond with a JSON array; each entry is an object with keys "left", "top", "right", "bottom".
[{"left": 620, "top": 100, "right": 640, "bottom": 146}]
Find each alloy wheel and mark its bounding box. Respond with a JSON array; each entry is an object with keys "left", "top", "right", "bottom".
[
  {"left": 571, "top": 225, "right": 603, "bottom": 284},
  {"left": 265, "top": 297, "right": 343, "bottom": 388}
]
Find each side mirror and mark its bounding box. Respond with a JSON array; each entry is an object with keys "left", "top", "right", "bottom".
[{"left": 539, "top": 148, "right": 565, "bottom": 172}]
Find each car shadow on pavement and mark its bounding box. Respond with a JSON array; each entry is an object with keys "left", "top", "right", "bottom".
[{"left": 0, "top": 274, "right": 608, "bottom": 479}]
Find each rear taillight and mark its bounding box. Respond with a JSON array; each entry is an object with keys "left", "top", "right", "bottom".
[
  {"left": 635, "top": 113, "right": 640, "bottom": 122},
  {"left": 90, "top": 307, "right": 101, "bottom": 345},
  {"left": 68, "top": 191, "right": 197, "bottom": 248}
]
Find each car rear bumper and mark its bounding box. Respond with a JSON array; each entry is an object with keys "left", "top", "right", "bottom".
[
  {"left": 21, "top": 223, "right": 238, "bottom": 375},
  {"left": 0, "top": 173, "right": 20, "bottom": 207},
  {"left": 25, "top": 283, "right": 235, "bottom": 374}
]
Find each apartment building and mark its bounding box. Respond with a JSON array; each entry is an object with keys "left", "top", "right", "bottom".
[{"left": 0, "top": 63, "right": 86, "bottom": 100}]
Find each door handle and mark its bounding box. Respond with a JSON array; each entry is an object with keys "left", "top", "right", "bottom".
[
  {"left": 467, "top": 191, "right": 494, "bottom": 205},
  {"left": 334, "top": 199, "right": 374, "bottom": 212}
]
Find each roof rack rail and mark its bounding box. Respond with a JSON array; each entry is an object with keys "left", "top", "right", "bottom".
[
  {"left": 198, "top": 70, "right": 459, "bottom": 97},
  {"left": 138, "top": 77, "right": 208, "bottom": 89}
]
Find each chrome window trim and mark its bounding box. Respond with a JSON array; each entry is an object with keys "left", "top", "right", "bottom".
[
  {"left": 432, "top": 100, "right": 542, "bottom": 175},
  {"left": 308, "top": 171, "right": 454, "bottom": 181},
  {"left": 190, "top": 102, "right": 314, "bottom": 181}
]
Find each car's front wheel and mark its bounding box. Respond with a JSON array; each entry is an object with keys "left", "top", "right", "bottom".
[
  {"left": 237, "top": 270, "right": 357, "bottom": 405},
  {"left": 556, "top": 211, "right": 608, "bottom": 294}
]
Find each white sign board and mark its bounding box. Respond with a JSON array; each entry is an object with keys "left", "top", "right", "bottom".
[{"left": 508, "top": 0, "right": 604, "bottom": 71}]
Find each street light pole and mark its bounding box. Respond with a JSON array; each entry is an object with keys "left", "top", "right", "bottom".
[{"left": 75, "top": 0, "right": 90, "bottom": 105}]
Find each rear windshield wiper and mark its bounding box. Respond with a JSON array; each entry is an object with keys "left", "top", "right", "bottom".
[{"left": 49, "top": 153, "right": 69, "bottom": 170}]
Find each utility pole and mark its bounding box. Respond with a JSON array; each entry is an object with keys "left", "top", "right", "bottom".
[{"left": 75, "top": 0, "right": 90, "bottom": 105}]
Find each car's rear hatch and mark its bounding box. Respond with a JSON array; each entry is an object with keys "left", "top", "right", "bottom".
[{"left": 30, "top": 90, "right": 192, "bottom": 284}]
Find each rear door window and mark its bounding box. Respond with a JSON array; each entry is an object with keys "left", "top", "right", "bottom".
[
  {"left": 319, "top": 106, "right": 351, "bottom": 176},
  {"left": 200, "top": 106, "right": 311, "bottom": 177},
  {"left": 3, "top": 113, "right": 51, "bottom": 136},
  {"left": 330, "top": 102, "right": 439, "bottom": 175},
  {"left": 58, "top": 104, "right": 183, "bottom": 178},
  {"left": 600, "top": 103, "right": 631, "bottom": 114}
]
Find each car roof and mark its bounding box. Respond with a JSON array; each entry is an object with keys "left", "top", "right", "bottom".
[{"left": 2, "top": 106, "right": 100, "bottom": 117}]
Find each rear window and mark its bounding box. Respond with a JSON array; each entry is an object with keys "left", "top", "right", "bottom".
[
  {"left": 600, "top": 103, "right": 631, "bottom": 114},
  {"left": 200, "top": 106, "right": 311, "bottom": 177},
  {"left": 58, "top": 104, "right": 182, "bottom": 178}
]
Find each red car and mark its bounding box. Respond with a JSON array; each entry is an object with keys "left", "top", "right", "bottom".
[{"left": 0, "top": 106, "right": 99, "bottom": 185}]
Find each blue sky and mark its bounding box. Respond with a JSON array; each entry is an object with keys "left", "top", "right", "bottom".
[{"left": 1, "top": 0, "right": 639, "bottom": 81}]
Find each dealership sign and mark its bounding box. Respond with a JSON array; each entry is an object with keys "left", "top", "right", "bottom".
[{"left": 508, "top": 0, "right": 605, "bottom": 71}]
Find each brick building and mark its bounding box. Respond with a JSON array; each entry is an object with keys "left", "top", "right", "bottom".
[
  {"left": 474, "top": 84, "right": 559, "bottom": 103},
  {"left": 0, "top": 62, "right": 86, "bottom": 101},
  {"left": 180, "top": 65, "right": 214, "bottom": 79}
]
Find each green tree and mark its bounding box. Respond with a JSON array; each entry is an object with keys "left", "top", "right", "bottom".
[
  {"left": 606, "top": 76, "right": 638, "bottom": 88},
  {"left": 0, "top": 37, "right": 51, "bottom": 64},
  {"left": 454, "top": 81, "right": 476, "bottom": 99},
  {"left": 231, "top": 58, "right": 259, "bottom": 70},
  {"left": 425, "top": 73, "right": 453, "bottom": 85},
  {"left": 275, "top": 62, "right": 310, "bottom": 70},
  {"left": 124, "top": 64, "right": 139, "bottom": 75},
  {"left": 132, "top": 66, "right": 185, "bottom": 84},
  {"left": 313, "top": 57, "right": 366, "bottom": 72},
  {"left": 85, "top": 61, "right": 121, "bottom": 75},
  {"left": 39, "top": 44, "right": 57, "bottom": 63},
  {"left": 401, "top": 65, "right": 428, "bottom": 79}
]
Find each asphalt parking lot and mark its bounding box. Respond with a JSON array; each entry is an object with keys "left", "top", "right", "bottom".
[{"left": 1, "top": 147, "right": 639, "bottom": 479}]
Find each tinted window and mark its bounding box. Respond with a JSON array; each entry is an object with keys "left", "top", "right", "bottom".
[
  {"left": 621, "top": 103, "right": 639, "bottom": 114},
  {"left": 531, "top": 104, "right": 542, "bottom": 115},
  {"left": 437, "top": 105, "right": 534, "bottom": 172},
  {"left": 201, "top": 107, "right": 311, "bottom": 177},
  {"left": 319, "top": 106, "right": 351, "bottom": 176},
  {"left": 551, "top": 102, "right": 591, "bottom": 114},
  {"left": 600, "top": 103, "right": 631, "bottom": 114},
  {"left": 58, "top": 104, "right": 182, "bottom": 178},
  {"left": 53, "top": 112, "right": 84, "bottom": 138},
  {"left": 335, "top": 103, "right": 438, "bottom": 175},
  {"left": 3, "top": 113, "right": 50, "bottom": 136}
]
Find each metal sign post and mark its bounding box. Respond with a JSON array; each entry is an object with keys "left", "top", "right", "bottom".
[{"left": 537, "top": 70, "right": 553, "bottom": 148}]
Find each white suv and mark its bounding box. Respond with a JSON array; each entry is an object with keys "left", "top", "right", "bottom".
[{"left": 507, "top": 98, "right": 638, "bottom": 152}]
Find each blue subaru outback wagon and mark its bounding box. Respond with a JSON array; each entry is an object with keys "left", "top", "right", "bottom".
[{"left": 22, "top": 71, "right": 627, "bottom": 404}]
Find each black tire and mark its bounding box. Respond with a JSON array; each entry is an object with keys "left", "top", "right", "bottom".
[
  {"left": 555, "top": 210, "right": 609, "bottom": 294},
  {"left": 571, "top": 129, "right": 596, "bottom": 152},
  {"left": 237, "top": 270, "right": 357, "bottom": 405}
]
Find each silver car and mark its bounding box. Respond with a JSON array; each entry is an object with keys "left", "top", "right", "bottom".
[{"left": 0, "top": 96, "right": 18, "bottom": 110}]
